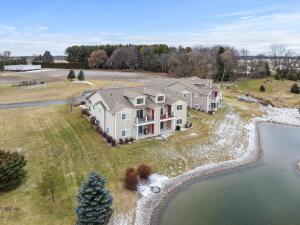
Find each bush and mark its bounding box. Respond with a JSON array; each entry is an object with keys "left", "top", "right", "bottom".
[
  {"left": 189, "top": 122, "right": 193, "bottom": 128},
  {"left": 106, "top": 136, "right": 112, "bottom": 144},
  {"left": 129, "top": 137, "right": 134, "bottom": 142},
  {"left": 185, "top": 122, "right": 189, "bottom": 129},
  {"left": 111, "top": 139, "right": 117, "bottom": 147},
  {"left": 259, "top": 85, "right": 266, "bottom": 92},
  {"left": 102, "top": 132, "right": 107, "bottom": 138},
  {"left": 119, "top": 139, "right": 124, "bottom": 144},
  {"left": 176, "top": 125, "right": 181, "bottom": 131},
  {"left": 137, "top": 164, "right": 152, "bottom": 180},
  {"left": 291, "top": 83, "right": 300, "bottom": 94},
  {"left": 125, "top": 138, "right": 130, "bottom": 144},
  {"left": 81, "top": 109, "right": 88, "bottom": 115},
  {"left": 77, "top": 70, "right": 85, "bottom": 81},
  {"left": 91, "top": 116, "right": 96, "bottom": 125},
  {"left": 0, "top": 150, "right": 26, "bottom": 191},
  {"left": 124, "top": 168, "right": 139, "bottom": 191},
  {"left": 67, "top": 69, "right": 76, "bottom": 80}
]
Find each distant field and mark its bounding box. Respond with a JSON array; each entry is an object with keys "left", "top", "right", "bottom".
[
  {"left": 0, "top": 105, "right": 226, "bottom": 225},
  {"left": 228, "top": 77, "right": 300, "bottom": 108},
  {"left": 0, "top": 80, "right": 139, "bottom": 104}
]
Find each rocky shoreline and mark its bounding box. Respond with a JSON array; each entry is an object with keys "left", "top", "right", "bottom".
[{"left": 135, "top": 107, "right": 300, "bottom": 225}]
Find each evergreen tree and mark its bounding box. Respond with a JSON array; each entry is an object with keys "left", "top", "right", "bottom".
[
  {"left": 0, "top": 150, "right": 26, "bottom": 191},
  {"left": 215, "top": 47, "right": 225, "bottom": 81},
  {"left": 67, "top": 70, "right": 76, "bottom": 80},
  {"left": 77, "top": 70, "right": 85, "bottom": 81},
  {"left": 259, "top": 85, "right": 266, "bottom": 92},
  {"left": 291, "top": 83, "right": 299, "bottom": 94},
  {"left": 42, "top": 51, "right": 54, "bottom": 63},
  {"left": 76, "top": 172, "right": 113, "bottom": 225}
]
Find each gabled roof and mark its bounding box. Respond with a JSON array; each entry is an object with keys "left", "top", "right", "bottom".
[
  {"left": 167, "top": 80, "right": 211, "bottom": 95},
  {"left": 187, "top": 76, "right": 213, "bottom": 85}
]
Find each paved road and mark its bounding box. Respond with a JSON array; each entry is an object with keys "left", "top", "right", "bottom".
[{"left": 0, "top": 99, "right": 67, "bottom": 109}]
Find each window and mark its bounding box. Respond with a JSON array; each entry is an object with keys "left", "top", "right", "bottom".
[
  {"left": 195, "top": 104, "right": 199, "bottom": 108},
  {"left": 136, "top": 98, "right": 144, "bottom": 105},
  {"left": 183, "top": 94, "right": 186, "bottom": 98},
  {"left": 176, "top": 119, "right": 183, "bottom": 125},
  {"left": 157, "top": 95, "right": 165, "bottom": 102},
  {"left": 160, "top": 107, "right": 164, "bottom": 115},
  {"left": 177, "top": 105, "right": 183, "bottom": 111},
  {"left": 121, "top": 112, "right": 130, "bottom": 120},
  {"left": 121, "top": 129, "right": 130, "bottom": 137}
]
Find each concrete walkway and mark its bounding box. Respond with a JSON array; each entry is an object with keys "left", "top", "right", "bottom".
[{"left": 0, "top": 99, "right": 67, "bottom": 109}]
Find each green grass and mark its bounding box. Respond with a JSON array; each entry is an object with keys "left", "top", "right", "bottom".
[
  {"left": 0, "top": 105, "right": 226, "bottom": 225},
  {"left": 228, "top": 77, "right": 300, "bottom": 108}
]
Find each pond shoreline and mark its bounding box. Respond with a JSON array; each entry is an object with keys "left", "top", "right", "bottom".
[{"left": 135, "top": 107, "right": 300, "bottom": 225}]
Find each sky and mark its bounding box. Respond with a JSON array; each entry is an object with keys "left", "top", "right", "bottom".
[{"left": 0, "top": 0, "right": 300, "bottom": 56}]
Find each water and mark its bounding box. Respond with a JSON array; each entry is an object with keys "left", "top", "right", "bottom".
[{"left": 156, "top": 123, "right": 300, "bottom": 225}]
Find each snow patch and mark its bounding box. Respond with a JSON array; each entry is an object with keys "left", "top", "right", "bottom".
[
  {"left": 72, "top": 80, "right": 93, "bottom": 85},
  {"left": 138, "top": 174, "right": 169, "bottom": 198}
]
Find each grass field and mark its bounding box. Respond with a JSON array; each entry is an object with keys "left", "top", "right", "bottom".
[
  {"left": 227, "top": 77, "right": 300, "bottom": 108},
  {"left": 0, "top": 80, "right": 140, "bottom": 104},
  {"left": 0, "top": 105, "right": 226, "bottom": 225}
]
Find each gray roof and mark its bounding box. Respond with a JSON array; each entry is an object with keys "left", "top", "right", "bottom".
[
  {"left": 90, "top": 85, "right": 182, "bottom": 112},
  {"left": 167, "top": 80, "right": 211, "bottom": 95},
  {"left": 186, "top": 76, "right": 213, "bottom": 85}
]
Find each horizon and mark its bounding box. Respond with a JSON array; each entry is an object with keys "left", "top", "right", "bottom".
[{"left": 1, "top": 0, "right": 300, "bottom": 56}]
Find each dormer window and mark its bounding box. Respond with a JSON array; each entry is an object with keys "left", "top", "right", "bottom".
[
  {"left": 136, "top": 97, "right": 145, "bottom": 105},
  {"left": 157, "top": 95, "right": 165, "bottom": 103}
]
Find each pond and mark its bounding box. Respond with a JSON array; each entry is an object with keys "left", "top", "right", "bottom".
[{"left": 155, "top": 123, "right": 300, "bottom": 225}]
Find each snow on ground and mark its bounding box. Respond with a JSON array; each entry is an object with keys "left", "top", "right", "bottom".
[
  {"left": 238, "top": 95, "right": 259, "bottom": 103},
  {"left": 137, "top": 174, "right": 169, "bottom": 197},
  {"left": 72, "top": 80, "right": 93, "bottom": 85},
  {"left": 263, "top": 106, "right": 300, "bottom": 126},
  {"left": 109, "top": 105, "right": 300, "bottom": 225}
]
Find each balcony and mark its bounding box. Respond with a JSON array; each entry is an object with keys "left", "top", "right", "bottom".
[
  {"left": 135, "top": 115, "right": 155, "bottom": 126},
  {"left": 160, "top": 112, "right": 175, "bottom": 121}
]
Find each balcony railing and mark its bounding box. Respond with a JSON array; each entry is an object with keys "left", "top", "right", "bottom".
[
  {"left": 160, "top": 112, "right": 175, "bottom": 120},
  {"left": 135, "top": 115, "right": 154, "bottom": 125}
]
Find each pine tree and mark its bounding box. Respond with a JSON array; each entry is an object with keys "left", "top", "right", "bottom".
[
  {"left": 67, "top": 70, "right": 76, "bottom": 80},
  {"left": 77, "top": 70, "right": 85, "bottom": 81},
  {"left": 259, "top": 85, "right": 266, "bottom": 92},
  {"left": 76, "top": 172, "right": 113, "bottom": 225},
  {"left": 0, "top": 150, "right": 26, "bottom": 191}
]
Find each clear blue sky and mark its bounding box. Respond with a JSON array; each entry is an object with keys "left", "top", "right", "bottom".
[{"left": 1, "top": 0, "right": 299, "bottom": 55}]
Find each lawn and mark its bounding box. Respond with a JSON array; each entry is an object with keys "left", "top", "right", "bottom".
[
  {"left": 0, "top": 80, "right": 140, "bottom": 104},
  {"left": 227, "top": 77, "right": 300, "bottom": 108},
  {"left": 0, "top": 105, "right": 226, "bottom": 225}
]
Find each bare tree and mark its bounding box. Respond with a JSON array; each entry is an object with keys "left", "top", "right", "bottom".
[
  {"left": 88, "top": 49, "right": 108, "bottom": 68},
  {"left": 106, "top": 46, "right": 139, "bottom": 70},
  {"left": 239, "top": 48, "right": 249, "bottom": 76},
  {"left": 270, "top": 44, "right": 286, "bottom": 70}
]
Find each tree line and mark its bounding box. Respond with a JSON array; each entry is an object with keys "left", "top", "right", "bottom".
[{"left": 65, "top": 44, "right": 291, "bottom": 82}]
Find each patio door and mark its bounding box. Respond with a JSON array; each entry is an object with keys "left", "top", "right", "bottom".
[
  {"left": 160, "top": 122, "right": 164, "bottom": 130},
  {"left": 136, "top": 109, "right": 143, "bottom": 119}
]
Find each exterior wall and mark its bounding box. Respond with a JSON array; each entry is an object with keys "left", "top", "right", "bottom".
[
  {"left": 192, "top": 94, "right": 211, "bottom": 113},
  {"left": 172, "top": 100, "right": 187, "bottom": 128},
  {"left": 88, "top": 92, "right": 107, "bottom": 131},
  {"left": 115, "top": 108, "right": 136, "bottom": 141}
]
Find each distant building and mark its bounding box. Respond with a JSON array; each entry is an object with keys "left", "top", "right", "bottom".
[{"left": 4, "top": 65, "right": 41, "bottom": 71}]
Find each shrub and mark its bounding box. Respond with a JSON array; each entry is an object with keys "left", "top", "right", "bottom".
[
  {"left": 129, "top": 137, "right": 134, "bottom": 142},
  {"left": 274, "top": 73, "right": 280, "bottom": 80},
  {"left": 111, "top": 139, "right": 117, "bottom": 147},
  {"left": 176, "top": 125, "right": 181, "bottom": 131},
  {"left": 91, "top": 116, "right": 96, "bottom": 125},
  {"left": 189, "top": 122, "right": 193, "bottom": 128},
  {"left": 259, "top": 85, "right": 266, "bottom": 92},
  {"left": 81, "top": 109, "right": 88, "bottom": 115},
  {"left": 0, "top": 150, "right": 26, "bottom": 191},
  {"left": 77, "top": 70, "right": 85, "bottom": 81},
  {"left": 137, "top": 164, "right": 152, "bottom": 180},
  {"left": 185, "top": 122, "right": 189, "bottom": 129},
  {"left": 67, "top": 69, "right": 76, "bottom": 80},
  {"left": 102, "top": 132, "right": 107, "bottom": 138},
  {"left": 291, "top": 83, "right": 300, "bottom": 94},
  {"left": 106, "top": 136, "right": 112, "bottom": 144},
  {"left": 119, "top": 139, "right": 124, "bottom": 144},
  {"left": 124, "top": 168, "right": 139, "bottom": 191},
  {"left": 125, "top": 138, "right": 130, "bottom": 144}
]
